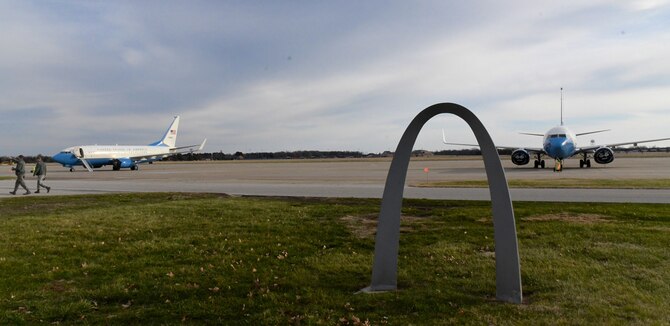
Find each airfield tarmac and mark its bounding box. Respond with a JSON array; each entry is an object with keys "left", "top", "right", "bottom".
[{"left": 1, "top": 155, "right": 669, "bottom": 203}]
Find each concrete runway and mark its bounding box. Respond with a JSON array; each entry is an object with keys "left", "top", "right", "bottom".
[{"left": 2, "top": 155, "right": 669, "bottom": 203}]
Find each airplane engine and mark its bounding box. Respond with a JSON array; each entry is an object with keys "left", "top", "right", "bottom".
[
  {"left": 593, "top": 147, "right": 614, "bottom": 164},
  {"left": 511, "top": 149, "right": 530, "bottom": 165},
  {"left": 118, "top": 158, "right": 135, "bottom": 168}
]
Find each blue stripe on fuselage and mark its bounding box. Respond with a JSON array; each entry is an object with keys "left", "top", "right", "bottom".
[
  {"left": 543, "top": 137, "right": 575, "bottom": 160},
  {"left": 51, "top": 152, "right": 113, "bottom": 168}
]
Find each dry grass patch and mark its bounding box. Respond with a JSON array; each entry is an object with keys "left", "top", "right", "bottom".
[
  {"left": 340, "top": 214, "right": 426, "bottom": 238},
  {"left": 523, "top": 213, "right": 610, "bottom": 224}
]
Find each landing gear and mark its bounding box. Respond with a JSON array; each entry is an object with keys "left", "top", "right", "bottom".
[
  {"left": 533, "top": 153, "right": 545, "bottom": 169},
  {"left": 554, "top": 159, "right": 563, "bottom": 172},
  {"left": 579, "top": 159, "right": 591, "bottom": 168},
  {"left": 112, "top": 160, "right": 121, "bottom": 171},
  {"left": 69, "top": 168, "right": 74, "bottom": 172},
  {"left": 579, "top": 153, "right": 592, "bottom": 168},
  {"left": 130, "top": 165, "right": 138, "bottom": 171}
]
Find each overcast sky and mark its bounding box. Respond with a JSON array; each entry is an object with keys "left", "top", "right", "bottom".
[{"left": 1, "top": 0, "right": 670, "bottom": 156}]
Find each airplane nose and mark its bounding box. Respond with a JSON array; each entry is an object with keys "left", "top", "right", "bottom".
[
  {"left": 547, "top": 138, "right": 573, "bottom": 159},
  {"left": 52, "top": 152, "right": 71, "bottom": 164},
  {"left": 52, "top": 153, "right": 63, "bottom": 163},
  {"left": 546, "top": 138, "right": 570, "bottom": 159}
]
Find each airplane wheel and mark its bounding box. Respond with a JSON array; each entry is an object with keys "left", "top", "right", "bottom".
[
  {"left": 579, "top": 160, "right": 584, "bottom": 168},
  {"left": 540, "top": 160, "right": 545, "bottom": 169},
  {"left": 586, "top": 159, "right": 591, "bottom": 168},
  {"left": 533, "top": 160, "right": 539, "bottom": 169},
  {"left": 69, "top": 168, "right": 74, "bottom": 172},
  {"left": 131, "top": 165, "right": 138, "bottom": 171}
]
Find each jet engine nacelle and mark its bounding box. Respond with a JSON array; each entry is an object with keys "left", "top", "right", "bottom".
[
  {"left": 593, "top": 147, "right": 614, "bottom": 164},
  {"left": 118, "top": 158, "right": 135, "bottom": 168},
  {"left": 511, "top": 149, "right": 530, "bottom": 165}
]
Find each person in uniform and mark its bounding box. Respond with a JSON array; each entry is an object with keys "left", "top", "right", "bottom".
[
  {"left": 10, "top": 155, "right": 31, "bottom": 195},
  {"left": 33, "top": 155, "right": 51, "bottom": 194}
]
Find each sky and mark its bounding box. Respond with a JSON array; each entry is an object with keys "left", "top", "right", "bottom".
[{"left": 1, "top": 0, "right": 670, "bottom": 156}]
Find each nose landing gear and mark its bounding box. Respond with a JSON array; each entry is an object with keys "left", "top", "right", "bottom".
[{"left": 554, "top": 159, "right": 563, "bottom": 172}]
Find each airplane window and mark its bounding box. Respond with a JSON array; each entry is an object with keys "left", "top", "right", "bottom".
[{"left": 559, "top": 134, "right": 566, "bottom": 137}]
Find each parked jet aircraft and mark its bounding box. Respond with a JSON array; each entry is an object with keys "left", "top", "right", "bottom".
[
  {"left": 443, "top": 90, "right": 670, "bottom": 170},
  {"left": 52, "top": 115, "right": 206, "bottom": 172}
]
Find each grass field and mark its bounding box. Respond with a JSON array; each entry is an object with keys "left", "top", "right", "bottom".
[
  {"left": 415, "top": 178, "right": 670, "bottom": 189},
  {"left": 1, "top": 193, "right": 668, "bottom": 324}
]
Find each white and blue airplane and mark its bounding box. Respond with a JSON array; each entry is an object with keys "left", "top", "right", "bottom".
[
  {"left": 443, "top": 92, "right": 670, "bottom": 170},
  {"left": 52, "top": 115, "right": 206, "bottom": 172}
]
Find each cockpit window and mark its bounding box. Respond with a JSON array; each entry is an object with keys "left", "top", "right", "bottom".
[{"left": 550, "top": 134, "right": 567, "bottom": 138}]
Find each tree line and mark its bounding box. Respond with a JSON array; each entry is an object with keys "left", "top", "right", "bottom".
[{"left": 2, "top": 146, "right": 669, "bottom": 164}]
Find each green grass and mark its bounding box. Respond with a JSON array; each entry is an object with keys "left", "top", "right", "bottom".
[
  {"left": 0, "top": 176, "right": 13, "bottom": 181},
  {"left": 416, "top": 178, "right": 670, "bottom": 189},
  {"left": 1, "top": 193, "right": 668, "bottom": 324}
]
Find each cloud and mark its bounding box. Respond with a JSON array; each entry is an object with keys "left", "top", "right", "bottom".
[{"left": 0, "top": 1, "right": 669, "bottom": 155}]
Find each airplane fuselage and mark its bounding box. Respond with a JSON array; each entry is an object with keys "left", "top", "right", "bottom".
[
  {"left": 542, "top": 126, "right": 577, "bottom": 160},
  {"left": 52, "top": 145, "right": 173, "bottom": 169}
]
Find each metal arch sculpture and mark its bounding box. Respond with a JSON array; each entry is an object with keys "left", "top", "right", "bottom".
[{"left": 361, "top": 103, "right": 523, "bottom": 304}]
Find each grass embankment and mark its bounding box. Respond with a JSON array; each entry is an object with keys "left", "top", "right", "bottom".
[
  {"left": 0, "top": 176, "right": 13, "bottom": 181},
  {"left": 1, "top": 194, "right": 668, "bottom": 324},
  {"left": 416, "top": 178, "right": 670, "bottom": 189}
]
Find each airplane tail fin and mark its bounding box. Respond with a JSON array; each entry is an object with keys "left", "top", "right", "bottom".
[{"left": 150, "top": 115, "right": 180, "bottom": 148}]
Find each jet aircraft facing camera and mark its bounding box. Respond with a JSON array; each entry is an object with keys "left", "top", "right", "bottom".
[
  {"left": 52, "top": 115, "right": 206, "bottom": 172},
  {"left": 442, "top": 90, "right": 670, "bottom": 170}
]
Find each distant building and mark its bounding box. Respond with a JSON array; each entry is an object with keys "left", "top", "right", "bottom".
[{"left": 412, "top": 150, "right": 433, "bottom": 157}]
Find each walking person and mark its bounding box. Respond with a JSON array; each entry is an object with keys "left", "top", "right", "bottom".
[
  {"left": 10, "top": 155, "right": 31, "bottom": 195},
  {"left": 33, "top": 155, "right": 51, "bottom": 194}
]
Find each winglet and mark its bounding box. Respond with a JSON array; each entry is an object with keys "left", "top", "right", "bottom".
[{"left": 198, "top": 138, "right": 207, "bottom": 151}]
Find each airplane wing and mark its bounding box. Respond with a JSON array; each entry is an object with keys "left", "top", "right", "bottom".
[
  {"left": 126, "top": 139, "right": 207, "bottom": 162},
  {"left": 170, "top": 138, "right": 207, "bottom": 154},
  {"left": 442, "top": 130, "right": 544, "bottom": 153},
  {"left": 576, "top": 137, "right": 670, "bottom": 153}
]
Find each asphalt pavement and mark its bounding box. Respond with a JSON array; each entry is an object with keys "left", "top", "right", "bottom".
[{"left": 1, "top": 156, "right": 669, "bottom": 203}]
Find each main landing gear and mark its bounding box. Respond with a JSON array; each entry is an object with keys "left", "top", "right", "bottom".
[
  {"left": 579, "top": 152, "right": 592, "bottom": 168},
  {"left": 533, "top": 153, "right": 545, "bottom": 169}
]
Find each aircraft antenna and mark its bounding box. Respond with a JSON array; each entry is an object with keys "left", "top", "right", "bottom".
[{"left": 560, "top": 87, "right": 564, "bottom": 126}]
